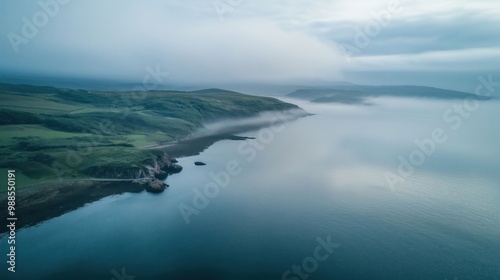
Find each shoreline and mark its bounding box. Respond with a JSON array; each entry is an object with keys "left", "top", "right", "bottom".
[
  {"left": 0, "top": 110, "right": 309, "bottom": 234},
  {"left": 0, "top": 180, "right": 144, "bottom": 234}
]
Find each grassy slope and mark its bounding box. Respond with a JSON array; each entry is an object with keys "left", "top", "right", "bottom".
[{"left": 0, "top": 84, "right": 299, "bottom": 189}]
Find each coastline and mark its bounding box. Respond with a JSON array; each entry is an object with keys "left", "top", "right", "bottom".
[
  {"left": 0, "top": 180, "right": 143, "bottom": 234},
  {"left": 0, "top": 110, "right": 310, "bottom": 234}
]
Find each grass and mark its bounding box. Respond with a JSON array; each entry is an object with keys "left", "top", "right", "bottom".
[
  {"left": 0, "top": 125, "right": 92, "bottom": 145},
  {"left": 0, "top": 83, "right": 300, "bottom": 190}
]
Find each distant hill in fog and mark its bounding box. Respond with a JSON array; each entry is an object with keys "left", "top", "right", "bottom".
[{"left": 287, "top": 85, "right": 491, "bottom": 105}]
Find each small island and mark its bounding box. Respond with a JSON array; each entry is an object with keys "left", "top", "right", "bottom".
[{"left": 287, "top": 85, "right": 491, "bottom": 105}]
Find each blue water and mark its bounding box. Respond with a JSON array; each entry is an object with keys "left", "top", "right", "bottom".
[{"left": 1, "top": 98, "right": 500, "bottom": 279}]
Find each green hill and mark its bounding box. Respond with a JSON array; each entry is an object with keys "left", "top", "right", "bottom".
[{"left": 0, "top": 83, "right": 301, "bottom": 189}]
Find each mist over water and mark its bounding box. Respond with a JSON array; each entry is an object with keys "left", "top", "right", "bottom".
[
  {"left": 1, "top": 97, "right": 499, "bottom": 279},
  {"left": 192, "top": 109, "right": 308, "bottom": 138}
]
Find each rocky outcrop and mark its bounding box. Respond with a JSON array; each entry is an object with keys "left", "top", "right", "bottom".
[
  {"left": 144, "top": 178, "right": 169, "bottom": 193},
  {"left": 142, "top": 152, "right": 183, "bottom": 178},
  {"left": 85, "top": 151, "right": 183, "bottom": 193}
]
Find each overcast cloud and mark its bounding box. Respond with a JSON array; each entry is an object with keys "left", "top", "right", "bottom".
[{"left": 1, "top": 0, "right": 499, "bottom": 92}]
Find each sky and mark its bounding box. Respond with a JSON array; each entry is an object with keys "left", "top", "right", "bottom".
[{"left": 0, "top": 0, "right": 499, "bottom": 92}]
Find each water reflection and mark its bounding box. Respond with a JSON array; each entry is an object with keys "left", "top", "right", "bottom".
[{"left": 1, "top": 98, "right": 499, "bottom": 279}]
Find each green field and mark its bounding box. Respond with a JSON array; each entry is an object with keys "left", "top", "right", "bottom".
[{"left": 0, "top": 83, "right": 299, "bottom": 189}]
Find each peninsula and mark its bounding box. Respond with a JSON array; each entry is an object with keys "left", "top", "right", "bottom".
[{"left": 0, "top": 83, "right": 307, "bottom": 230}]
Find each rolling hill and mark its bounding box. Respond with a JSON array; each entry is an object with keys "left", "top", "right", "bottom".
[
  {"left": 287, "top": 85, "right": 491, "bottom": 105},
  {"left": 0, "top": 83, "right": 303, "bottom": 188}
]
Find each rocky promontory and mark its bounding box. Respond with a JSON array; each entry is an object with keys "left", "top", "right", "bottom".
[
  {"left": 85, "top": 151, "right": 182, "bottom": 192},
  {"left": 143, "top": 178, "right": 169, "bottom": 193}
]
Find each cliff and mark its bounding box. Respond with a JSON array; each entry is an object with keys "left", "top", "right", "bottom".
[{"left": 85, "top": 151, "right": 183, "bottom": 192}]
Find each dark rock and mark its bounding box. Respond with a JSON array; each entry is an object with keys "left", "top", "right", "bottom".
[
  {"left": 145, "top": 178, "right": 167, "bottom": 193},
  {"left": 171, "top": 158, "right": 178, "bottom": 163},
  {"left": 84, "top": 152, "right": 183, "bottom": 191},
  {"left": 86, "top": 152, "right": 183, "bottom": 179},
  {"left": 165, "top": 163, "right": 183, "bottom": 174},
  {"left": 194, "top": 161, "right": 206, "bottom": 166},
  {"left": 155, "top": 171, "right": 168, "bottom": 180}
]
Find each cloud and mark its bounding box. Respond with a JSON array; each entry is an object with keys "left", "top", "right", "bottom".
[
  {"left": 315, "top": 12, "right": 500, "bottom": 57},
  {"left": 345, "top": 47, "right": 500, "bottom": 71},
  {"left": 152, "top": 20, "right": 343, "bottom": 84},
  {"left": 0, "top": 0, "right": 343, "bottom": 84},
  {"left": 0, "top": 0, "right": 499, "bottom": 91}
]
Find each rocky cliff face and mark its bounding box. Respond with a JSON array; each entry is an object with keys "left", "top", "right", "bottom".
[
  {"left": 85, "top": 152, "right": 183, "bottom": 192},
  {"left": 85, "top": 165, "right": 144, "bottom": 179},
  {"left": 141, "top": 152, "right": 183, "bottom": 178}
]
